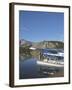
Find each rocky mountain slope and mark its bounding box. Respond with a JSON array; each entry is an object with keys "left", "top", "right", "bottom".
[{"left": 20, "top": 39, "right": 64, "bottom": 49}]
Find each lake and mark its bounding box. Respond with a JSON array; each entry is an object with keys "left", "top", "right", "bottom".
[
  {"left": 19, "top": 55, "right": 64, "bottom": 79},
  {"left": 19, "top": 57, "right": 50, "bottom": 79}
]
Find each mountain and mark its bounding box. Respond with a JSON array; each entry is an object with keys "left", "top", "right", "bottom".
[
  {"left": 32, "top": 40, "right": 64, "bottom": 49},
  {"left": 19, "top": 39, "right": 64, "bottom": 49},
  {"left": 19, "top": 39, "right": 32, "bottom": 47}
]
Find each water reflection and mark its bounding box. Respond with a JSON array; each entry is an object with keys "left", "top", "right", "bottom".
[{"left": 19, "top": 55, "right": 64, "bottom": 79}]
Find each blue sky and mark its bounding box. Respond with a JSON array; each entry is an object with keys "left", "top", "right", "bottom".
[{"left": 19, "top": 10, "right": 64, "bottom": 42}]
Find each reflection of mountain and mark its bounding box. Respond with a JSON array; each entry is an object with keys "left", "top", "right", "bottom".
[{"left": 19, "top": 39, "right": 64, "bottom": 49}]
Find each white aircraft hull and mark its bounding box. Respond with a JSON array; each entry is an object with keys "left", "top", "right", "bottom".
[{"left": 37, "top": 60, "right": 64, "bottom": 68}]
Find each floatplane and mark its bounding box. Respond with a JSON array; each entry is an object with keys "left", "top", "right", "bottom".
[{"left": 37, "top": 49, "right": 64, "bottom": 70}]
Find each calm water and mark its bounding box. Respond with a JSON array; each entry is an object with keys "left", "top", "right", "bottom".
[
  {"left": 19, "top": 49, "right": 64, "bottom": 79},
  {"left": 19, "top": 57, "right": 64, "bottom": 79},
  {"left": 19, "top": 57, "right": 49, "bottom": 79}
]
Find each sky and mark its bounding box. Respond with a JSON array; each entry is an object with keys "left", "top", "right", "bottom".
[{"left": 19, "top": 10, "right": 64, "bottom": 42}]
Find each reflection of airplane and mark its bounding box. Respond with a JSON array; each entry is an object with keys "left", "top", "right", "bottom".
[{"left": 37, "top": 59, "right": 64, "bottom": 76}]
